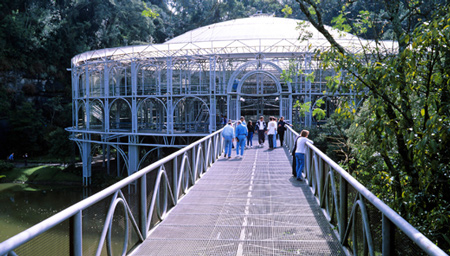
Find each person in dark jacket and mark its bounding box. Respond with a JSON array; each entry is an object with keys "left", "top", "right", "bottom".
[
  {"left": 277, "top": 116, "right": 292, "bottom": 146},
  {"left": 246, "top": 120, "right": 255, "bottom": 148},
  {"left": 255, "top": 116, "right": 267, "bottom": 148}
]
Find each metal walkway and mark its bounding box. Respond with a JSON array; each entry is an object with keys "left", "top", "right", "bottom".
[{"left": 131, "top": 145, "right": 344, "bottom": 256}]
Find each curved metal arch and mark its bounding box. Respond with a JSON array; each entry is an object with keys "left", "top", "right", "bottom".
[
  {"left": 107, "top": 143, "right": 130, "bottom": 171},
  {"left": 145, "top": 166, "right": 176, "bottom": 232},
  {"left": 236, "top": 70, "right": 282, "bottom": 95},
  {"left": 109, "top": 97, "right": 132, "bottom": 110},
  {"left": 194, "top": 145, "right": 205, "bottom": 180},
  {"left": 76, "top": 100, "right": 87, "bottom": 127},
  {"left": 172, "top": 96, "right": 211, "bottom": 123},
  {"left": 74, "top": 140, "right": 84, "bottom": 158},
  {"left": 89, "top": 98, "right": 105, "bottom": 110},
  {"left": 203, "top": 140, "right": 213, "bottom": 171},
  {"left": 107, "top": 64, "right": 130, "bottom": 89},
  {"left": 321, "top": 167, "right": 339, "bottom": 224},
  {"left": 108, "top": 62, "right": 129, "bottom": 73},
  {"left": 135, "top": 62, "right": 160, "bottom": 71},
  {"left": 172, "top": 96, "right": 210, "bottom": 110},
  {"left": 227, "top": 60, "right": 289, "bottom": 93},
  {"left": 76, "top": 99, "right": 86, "bottom": 113},
  {"left": 95, "top": 190, "right": 144, "bottom": 256},
  {"left": 137, "top": 147, "right": 161, "bottom": 170},
  {"left": 88, "top": 99, "right": 105, "bottom": 124},
  {"left": 90, "top": 144, "right": 101, "bottom": 158},
  {"left": 177, "top": 152, "right": 192, "bottom": 197},
  {"left": 311, "top": 96, "right": 327, "bottom": 109},
  {"left": 343, "top": 196, "right": 375, "bottom": 256},
  {"left": 136, "top": 96, "right": 168, "bottom": 112}
]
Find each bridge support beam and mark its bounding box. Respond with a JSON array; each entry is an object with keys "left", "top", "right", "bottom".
[
  {"left": 382, "top": 214, "right": 395, "bottom": 256},
  {"left": 128, "top": 136, "right": 139, "bottom": 176},
  {"left": 81, "top": 141, "right": 92, "bottom": 186}
]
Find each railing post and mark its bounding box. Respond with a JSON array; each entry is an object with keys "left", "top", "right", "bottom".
[
  {"left": 172, "top": 156, "right": 178, "bottom": 205},
  {"left": 318, "top": 158, "right": 324, "bottom": 200},
  {"left": 382, "top": 214, "right": 395, "bottom": 256},
  {"left": 140, "top": 174, "right": 147, "bottom": 238},
  {"left": 339, "top": 176, "right": 348, "bottom": 242},
  {"left": 70, "top": 210, "right": 82, "bottom": 256},
  {"left": 192, "top": 145, "right": 197, "bottom": 175}
]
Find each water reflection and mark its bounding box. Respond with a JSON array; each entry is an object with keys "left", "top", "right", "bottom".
[
  {"left": 0, "top": 183, "right": 87, "bottom": 242},
  {"left": 0, "top": 183, "right": 141, "bottom": 255}
]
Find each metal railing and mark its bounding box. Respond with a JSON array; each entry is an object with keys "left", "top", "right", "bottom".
[
  {"left": 0, "top": 128, "right": 224, "bottom": 256},
  {"left": 285, "top": 126, "right": 448, "bottom": 256}
]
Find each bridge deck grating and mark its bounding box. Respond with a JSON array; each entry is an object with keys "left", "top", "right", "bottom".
[{"left": 130, "top": 145, "right": 344, "bottom": 256}]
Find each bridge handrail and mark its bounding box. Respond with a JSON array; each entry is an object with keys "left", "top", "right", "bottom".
[
  {"left": 0, "top": 127, "right": 225, "bottom": 256},
  {"left": 285, "top": 126, "right": 447, "bottom": 256}
]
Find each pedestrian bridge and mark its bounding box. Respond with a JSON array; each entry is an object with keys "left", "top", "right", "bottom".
[{"left": 0, "top": 127, "right": 447, "bottom": 256}]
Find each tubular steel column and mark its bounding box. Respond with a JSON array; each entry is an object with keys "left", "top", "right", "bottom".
[
  {"left": 104, "top": 63, "right": 110, "bottom": 133},
  {"left": 131, "top": 61, "right": 138, "bottom": 133},
  {"left": 304, "top": 54, "right": 312, "bottom": 127},
  {"left": 128, "top": 136, "right": 139, "bottom": 175},
  {"left": 209, "top": 56, "right": 217, "bottom": 132},
  {"left": 81, "top": 138, "right": 92, "bottom": 186},
  {"left": 167, "top": 57, "right": 174, "bottom": 134}
]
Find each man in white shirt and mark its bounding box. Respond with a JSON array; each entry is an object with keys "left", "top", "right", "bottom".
[
  {"left": 294, "top": 130, "right": 313, "bottom": 181},
  {"left": 255, "top": 116, "right": 266, "bottom": 147},
  {"left": 266, "top": 116, "right": 277, "bottom": 149}
]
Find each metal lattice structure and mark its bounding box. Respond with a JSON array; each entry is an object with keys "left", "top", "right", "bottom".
[{"left": 67, "top": 15, "right": 397, "bottom": 185}]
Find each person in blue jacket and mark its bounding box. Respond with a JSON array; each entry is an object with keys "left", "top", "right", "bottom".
[
  {"left": 221, "top": 121, "right": 235, "bottom": 159},
  {"left": 235, "top": 120, "right": 248, "bottom": 158}
]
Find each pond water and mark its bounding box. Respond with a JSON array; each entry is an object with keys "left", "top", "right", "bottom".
[
  {"left": 0, "top": 183, "right": 87, "bottom": 242},
  {"left": 0, "top": 183, "right": 141, "bottom": 255}
]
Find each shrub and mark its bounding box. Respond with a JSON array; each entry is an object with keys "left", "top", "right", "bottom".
[{"left": 0, "top": 161, "right": 15, "bottom": 172}]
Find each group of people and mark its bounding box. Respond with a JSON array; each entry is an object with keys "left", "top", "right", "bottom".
[
  {"left": 221, "top": 115, "right": 293, "bottom": 158},
  {"left": 7, "top": 152, "right": 28, "bottom": 166},
  {"left": 221, "top": 115, "right": 314, "bottom": 182}
]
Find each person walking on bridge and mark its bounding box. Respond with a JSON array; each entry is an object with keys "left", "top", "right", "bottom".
[
  {"left": 255, "top": 116, "right": 267, "bottom": 148},
  {"left": 266, "top": 117, "right": 277, "bottom": 149},
  {"left": 235, "top": 120, "right": 248, "bottom": 158},
  {"left": 246, "top": 120, "right": 255, "bottom": 148},
  {"left": 222, "top": 121, "right": 235, "bottom": 159},
  {"left": 277, "top": 116, "right": 292, "bottom": 146}
]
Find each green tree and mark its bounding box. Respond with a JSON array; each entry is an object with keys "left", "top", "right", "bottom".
[
  {"left": 294, "top": 0, "right": 450, "bottom": 250},
  {"left": 8, "top": 101, "right": 46, "bottom": 154}
]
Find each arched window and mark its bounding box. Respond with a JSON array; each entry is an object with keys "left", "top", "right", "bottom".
[
  {"left": 109, "top": 99, "right": 132, "bottom": 131},
  {"left": 137, "top": 65, "right": 160, "bottom": 95},
  {"left": 89, "top": 100, "right": 104, "bottom": 130},
  {"left": 137, "top": 98, "right": 166, "bottom": 132},
  {"left": 173, "top": 97, "right": 209, "bottom": 133}
]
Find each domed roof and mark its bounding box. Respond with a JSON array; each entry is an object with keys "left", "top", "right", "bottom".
[
  {"left": 165, "top": 15, "right": 358, "bottom": 44},
  {"left": 72, "top": 15, "right": 396, "bottom": 66}
]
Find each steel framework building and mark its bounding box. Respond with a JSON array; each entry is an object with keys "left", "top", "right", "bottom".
[{"left": 67, "top": 15, "right": 396, "bottom": 185}]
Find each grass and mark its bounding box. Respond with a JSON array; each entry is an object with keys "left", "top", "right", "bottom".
[{"left": 0, "top": 166, "right": 81, "bottom": 184}]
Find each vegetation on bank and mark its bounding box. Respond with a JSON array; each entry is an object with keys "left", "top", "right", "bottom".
[
  {"left": 0, "top": 165, "right": 81, "bottom": 184},
  {"left": 0, "top": 163, "right": 121, "bottom": 187}
]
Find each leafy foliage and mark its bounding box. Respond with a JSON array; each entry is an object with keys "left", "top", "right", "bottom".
[{"left": 294, "top": 0, "right": 450, "bottom": 250}]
